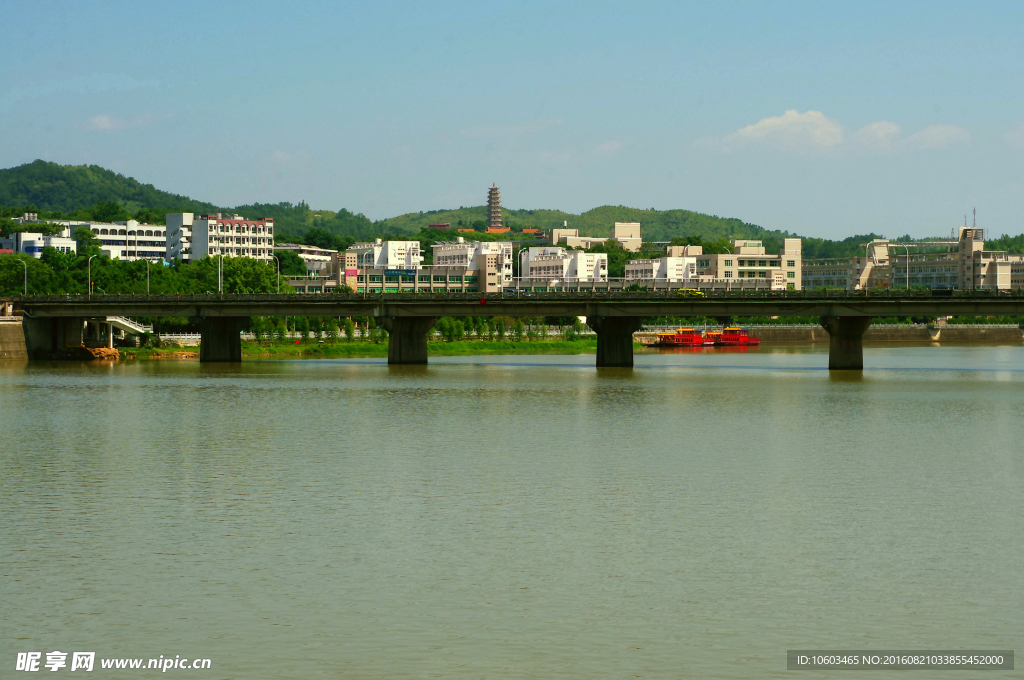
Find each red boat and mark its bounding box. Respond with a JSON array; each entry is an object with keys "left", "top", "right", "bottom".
[
  {"left": 716, "top": 326, "right": 760, "bottom": 346},
  {"left": 648, "top": 327, "right": 705, "bottom": 347}
]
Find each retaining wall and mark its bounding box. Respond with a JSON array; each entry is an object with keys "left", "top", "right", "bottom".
[
  {"left": 748, "top": 325, "right": 1023, "bottom": 344},
  {"left": 0, "top": 320, "right": 29, "bottom": 359}
]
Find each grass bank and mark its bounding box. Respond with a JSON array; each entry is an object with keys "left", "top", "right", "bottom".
[{"left": 123, "top": 338, "right": 602, "bottom": 360}]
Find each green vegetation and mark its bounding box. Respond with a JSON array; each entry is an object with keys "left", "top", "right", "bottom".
[
  {"left": 0, "top": 249, "right": 289, "bottom": 296},
  {"left": 0, "top": 160, "right": 218, "bottom": 216},
  {"left": 3, "top": 159, "right": 1024, "bottom": 260}
]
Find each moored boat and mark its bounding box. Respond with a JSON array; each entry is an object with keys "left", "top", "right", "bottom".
[
  {"left": 717, "top": 326, "right": 760, "bottom": 346},
  {"left": 647, "top": 327, "right": 705, "bottom": 347}
]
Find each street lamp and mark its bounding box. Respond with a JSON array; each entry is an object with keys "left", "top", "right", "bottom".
[
  {"left": 218, "top": 253, "right": 224, "bottom": 293},
  {"left": 88, "top": 255, "right": 96, "bottom": 298},
  {"left": 20, "top": 258, "right": 27, "bottom": 295},
  {"left": 273, "top": 255, "right": 281, "bottom": 294},
  {"left": 146, "top": 259, "right": 151, "bottom": 295}
]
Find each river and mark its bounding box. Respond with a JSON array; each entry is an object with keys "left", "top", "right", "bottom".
[{"left": 2, "top": 345, "right": 1022, "bottom": 678}]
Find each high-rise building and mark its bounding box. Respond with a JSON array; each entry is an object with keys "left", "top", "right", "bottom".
[
  {"left": 165, "top": 213, "right": 274, "bottom": 263},
  {"left": 487, "top": 184, "right": 502, "bottom": 231}
]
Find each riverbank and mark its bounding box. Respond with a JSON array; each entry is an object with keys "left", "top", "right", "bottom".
[{"left": 122, "top": 338, "right": 602, "bottom": 360}]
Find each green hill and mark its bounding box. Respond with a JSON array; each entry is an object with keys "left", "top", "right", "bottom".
[
  {"left": 8, "top": 159, "right": 1017, "bottom": 258},
  {"left": 376, "top": 204, "right": 791, "bottom": 244},
  {"left": 0, "top": 160, "right": 219, "bottom": 215}
]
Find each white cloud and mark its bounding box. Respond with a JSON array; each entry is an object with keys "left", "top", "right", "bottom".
[
  {"left": 594, "top": 140, "right": 622, "bottom": 154},
  {"left": 902, "top": 125, "right": 970, "bottom": 150},
  {"left": 1004, "top": 125, "right": 1024, "bottom": 148},
  {"left": 854, "top": 121, "right": 902, "bottom": 151},
  {"left": 85, "top": 114, "right": 120, "bottom": 130},
  {"left": 703, "top": 111, "right": 971, "bottom": 154},
  {"left": 724, "top": 109, "right": 844, "bottom": 150},
  {"left": 83, "top": 113, "right": 156, "bottom": 131},
  {"left": 464, "top": 118, "right": 564, "bottom": 138}
]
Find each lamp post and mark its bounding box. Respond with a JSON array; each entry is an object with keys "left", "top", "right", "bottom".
[
  {"left": 20, "top": 258, "right": 27, "bottom": 295},
  {"left": 88, "top": 255, "right": 96, "bottom": 298},
  {"left": 146, "top": 259, "right": 151, "bottom": 295},
  {"left": 273, "top": 255, "right": 281, "bottom": 294},
  {"left": 218, "top": 254, "right": 224, "bottom": 293}
]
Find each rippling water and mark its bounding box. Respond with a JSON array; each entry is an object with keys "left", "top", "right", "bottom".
[{"left": 2, "top": 346, "right": 1022, "bottom": 678}]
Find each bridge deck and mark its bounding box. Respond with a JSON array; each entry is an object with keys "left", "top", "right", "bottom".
[{"left": 11, "top": 289, "right": 1024, "bottom": 318}]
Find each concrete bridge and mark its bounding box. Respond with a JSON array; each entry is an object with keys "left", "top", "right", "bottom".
[{"left": 9, "top": 289, "right": 1024, "bottom": 369}]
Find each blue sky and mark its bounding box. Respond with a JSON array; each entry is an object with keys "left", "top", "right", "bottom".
[{"left": 2, "top": 0, "right": 1023, "bottom": 238}]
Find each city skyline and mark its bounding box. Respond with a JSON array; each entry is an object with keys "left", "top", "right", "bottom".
[{"left": 2, "top": 1, "right": 1024, "bottom": 239}]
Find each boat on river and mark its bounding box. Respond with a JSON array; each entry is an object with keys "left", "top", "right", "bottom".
[
  {"left": 717, "top": 327, "right": 760, "bottom": 346},
  {"left": 647, "top": 327, "right": 706, "bottom": 347}
]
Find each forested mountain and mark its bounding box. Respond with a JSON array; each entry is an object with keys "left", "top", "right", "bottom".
[
  {"left": 0, "top": 160, "right": 219, "bottom": 215},
  {"left": 4, "top": 159, "right": 1021, "bottom": 256}
]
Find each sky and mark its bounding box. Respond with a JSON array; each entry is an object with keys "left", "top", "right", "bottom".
[{"left": 2, "top": 0, "right": 1024, "bottom": 239}]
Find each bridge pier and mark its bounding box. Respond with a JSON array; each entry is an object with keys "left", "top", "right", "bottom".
[
  {"left": 588, "top": 316, "right": 643, "bottom": 367},
  {"left": 820, "top": 316, "right": 873, "bottom": 370},
  {"left": 379, "top": 316, "right": 437, "bottom": 364},
  {"left": 199, "top": 317, "right": 247, "bottom": 362},
  {"left": 21, "top": 316, "right": 85, "bottom": 358}
]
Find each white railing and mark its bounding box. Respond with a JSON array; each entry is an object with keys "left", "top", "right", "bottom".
[{"left": 107, "top": 316, "right": 153, "bottom": 333}]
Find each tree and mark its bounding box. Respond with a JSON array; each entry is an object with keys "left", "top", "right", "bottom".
[
  {"left": 343, "top": 318, "right": 355, "bottom": 341},
  {"left": 512, "top": 318, "right": 524, "bottom": 341},
  {"left": 275, "top": 250, "right": 307, "bottom": 276},
  {"left": 89, "top": 201, "right": 133, "bottom": 222},
  {"left": 495, "top": 317, "right": 506, "bottom": 339},
  {"left": 73, "top": 227, "right": 103, "bottom": 257}
]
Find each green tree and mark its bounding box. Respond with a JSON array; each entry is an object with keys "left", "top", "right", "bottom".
[{"left": 73, "top": 227, "right": 103, "bottom": 257}]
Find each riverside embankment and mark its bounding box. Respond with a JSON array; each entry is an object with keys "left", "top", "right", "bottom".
[{"left": 746, "top": 324, "right": 1024, "bottom": 343}]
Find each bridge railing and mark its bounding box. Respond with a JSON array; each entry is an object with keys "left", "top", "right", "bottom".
[{"left": 8, "top": 288, "right": 1024, "bottom": 303}]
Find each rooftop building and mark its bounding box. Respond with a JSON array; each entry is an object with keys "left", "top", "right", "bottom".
[{"left": 551, "top": 221, "right": 643, "bottom": 252}]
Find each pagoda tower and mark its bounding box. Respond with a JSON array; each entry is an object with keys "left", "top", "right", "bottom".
[{"left": 486, "top": 184, "right": 502, "bottom": 230}]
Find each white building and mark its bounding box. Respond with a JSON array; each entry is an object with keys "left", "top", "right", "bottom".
[
  {"left": 625, "top": 244, "right": 702, "bottom": 284},
  {"left": 522, "top": 246, "right": 608, "bottom": 283},
  {"left": 87, "top": 220, "right": 166, "bottom": 260},
  {"left": 0, "top": 230, "right": 77, "bottom": 257},
  {"left": 346, "top": 238, "right": 423, "bottom": 269},
  {"left": 696, "top": 238, "right": 803, "bottom": 290},
  {"left": 166, "top": 213, "right": 275, "bottom": 263},
  {"left": 551, "top": 221, "right": 643, "bottom": 252},
  {"left": 274, "top": 243, "right": 337, "bottom": 272},
  {"left": 432, "top": 238, "right": 514, "bottom": 286},
  {"left": 1, "top": 213, "right": 165, "bottom": 261},
  {"left": 165, "top": 213, "right": 193, "bottom": 261}
]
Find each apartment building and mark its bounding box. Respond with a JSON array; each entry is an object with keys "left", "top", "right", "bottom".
[
  {"left": 165, "top": 213, "right": 274, "bottom": 263},
  {"left": 522, "top": 246, "right": 609, "bottom": 284},
  {"left": 432, "top": 238, "right": 514, "bottom": 287},
  {"left": 624, "top": 244, "right": 703, "bottom": 284},
  {"left": 690, "top": 238, "right": 802, "bottom": 290},
  {"left": 347, "top": 238, "right": 423, "bottom": 269},
  {"left": 802, "top": 229, "right": 1023, "bottom": 291}
]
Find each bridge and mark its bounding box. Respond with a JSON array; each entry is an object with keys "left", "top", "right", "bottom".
[{"left": 9, "top": 289, "right": 1024, "bottom": 369}]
